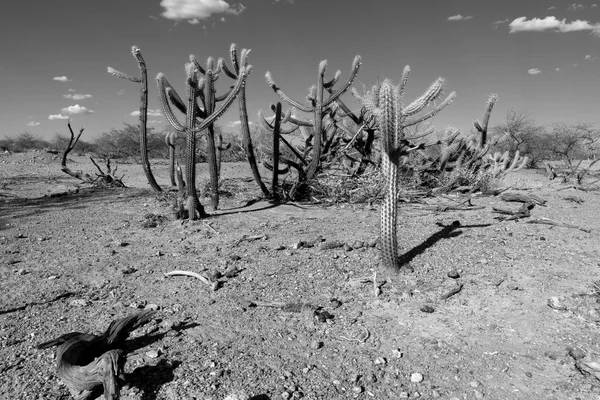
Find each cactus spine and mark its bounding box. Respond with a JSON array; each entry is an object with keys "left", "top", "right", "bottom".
[
  {"left": 107, "top": 46, "right": 162, "bottom": 193},
  {"left": 359, "top": 67, "right": 456, "bottom": 271}
]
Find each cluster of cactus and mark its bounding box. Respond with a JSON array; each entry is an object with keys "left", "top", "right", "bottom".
[
  {"left": 107, "top": 46, "right": 162, "bottom": 193},
  {"left": 415, "top": 94, "right": 527, "bottom": 188},
  {"left": 156, "top": 49, "right": 251, "bottom": 219},
  {"left": 256, "top": 56, "right": 367, "bottom": 199},
  {"left": 356, "top": 66, "right": 456, "bottom": 271}
]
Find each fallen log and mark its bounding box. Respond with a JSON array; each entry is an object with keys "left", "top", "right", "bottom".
[{"left": 500, "top": 192, "right": 546, "bottom": 206}]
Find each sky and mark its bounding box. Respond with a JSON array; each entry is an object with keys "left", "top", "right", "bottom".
[{"left": 1, "top": 0, "right": 599, "bottom": 142}]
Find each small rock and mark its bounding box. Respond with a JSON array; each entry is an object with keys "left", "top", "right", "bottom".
[
  {"left": 469, "top": 381, "right": 480, "bottom": 388},
  {"left": 160, "top": 319, "right": 180, "bottom": 331},
  {"left": 225, "top": 267, "right": 240, "bottom": 278},
  {"left": 144, "top": 303, "right": 160, "bottom": 311},
  {"left": 210, "top": 269, "right": 223, "bottom": 280},
  {"left": 310, "top": 340, "right": 322, "bottom": 350},
  {"left": 432, "top": 390, "right": 441, "bottom": 398},
  {"left": 112, "top": 301, "right": 124, "bottom": 308},
  {"left": 568, "top": 347, "right": 586, "bottom": 360},
  {"left": 410, "top": 373, "right": 424, "bottom": 383},
  {"left": 398, "top": 392, "right": 409, "bottom": 399},
  {"left": 274, "top": 245, "right": 286, "bottom": 250},
  {"left": 70, "top": 299, "right": 89, "bottom": 307},
  {"left": 281, "top": 391, "right": 291, "bottom": 400},
  {"left": 146, "top": 349, "right": 160, "bottom": 359},
  {"left": 474, "top": 389, "right": 484, "bottom": 399},
  {"left": 330, "top": 298, "right": 342, "bottom": 309},
  {"left": 332, "top": 380, "right": 341, "bottom": 385},
  {"left": 47, "top": 275, "right": 58, "bottom": 280},
  {"left": 351, "top": 386, "right": 363, "bottom": 394},
  {"left": 368, "top": 238, "right": 380, "bottom": 248},
  {"left": 121, "top": 267, "right": 137, "bottom": 275},
  {"left": 230, "top": 255, "right": 241, "bottom": 261},
  {"left": 525, "top": 371, "right": 532, "bottom": 378},
  {"left": 291, "top": 241, "right": 304, "bottom": 250},
  {"left": 506, "top": 283, "right": 520, "bottom": 290},
  {"left": 319, "top": 240, "right": 344, "bottom": 250},
  {"left": 374, "top": 357, "right": 386, "bottom": 365},
  {"left": 413, "top": 392, "right": 421, "bottom": 398},
  {"left": 16, "top": 268, "right": 27, "bottom": 275},
  {"left": 547, "top": 296, "right": 568, "bottom": 311},
  {"left": 447, "top": 270, "right": 460, "bottom": 279},
  {"left": 420, "top": 305, "right": 435, "bottom": 313},
  {"left": 392, "top": 349, "right": 404, "bottom": 358},
  {"left": 539, "top": 236, "right": 546, "bottom": 241},
  {"left": 343, "top": 244, "right": 353, "bottom": 252}
]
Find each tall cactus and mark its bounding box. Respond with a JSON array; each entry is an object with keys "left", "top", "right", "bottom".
[
  {"left": 156, "top": 59, "right": 251, "bottom": 220},
  {"left": 107, "top": 46, "right": 162, "bottom": 193},
  {"left": 357, "top": 67, "right": 456, "bottom": 271},
  {"left": 265, "top": 56, "right": 362, "bottom": 190},
  {"left": 219, "top": 44, "right": 270, "bottom": 197}
]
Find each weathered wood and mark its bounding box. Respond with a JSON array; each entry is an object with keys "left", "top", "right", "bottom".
[
  {"left": 500, "top": 192, "right": 546, "bottom": 206},
  {"left": 37, "top": 310, "right": 156, "bottom": 400},
  {"left": 526, "top": 218, "right": 592, "bottom": 233}
]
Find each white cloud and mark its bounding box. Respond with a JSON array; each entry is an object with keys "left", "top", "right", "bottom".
[
  {"left": 26, "top": 121, "right": 40, "bottom": 127},
  {"left": 48, "top": 114, "right": 69, "bottom": 120},
  {"left": 528, "top": 68, "right": 542, "bottom": 75},
  {"left": 53, "top": 76, "right": 71, "bottom": 82},
  {"left": 61, "top": 104, "right": 93, "bottom": 115},
  {"left": 117, "top": 89, "right": 125, "bottom": 95},
  {"left": 509, "top": 16, "right": 600, "bottom": 35},
  {"left": 188, "top": 18, "right": 200, "bottom": 24},
  {"left": 567, "top": 3, "right": 585, "bottom": 11},
  {"left": 67, "top": 88, "right": 76, "bottom": 92},
  {"left": 63, "top": 93, "right": 93, "bottom": 100},
  {"left": 160, "top": 0, "right": 245, "bottom": 22},
  {"left": 148, "top": 120, "right": 162, "bottom": 124},
  {"left": 593, "top": 4, "right": 599, "bottom": 7},
  {"left": 448, "top": 14, "right": 473, "bottom": 21},
  {"left": 556, "top": 67, "right": 560, "bottom": 71},
  {"left": 585, "top": 54, "right": 592, "bottom": 59},
  {"left": 131, "top": 109, "right": 163, "bottom": 117},
  {"left": 491, "top": 19, "right": 509, "bottom": 29},
  {"left": 227, "top": 120, "right": 254, "bottom": 128},
  {"left": 548, "top": 6, "right": 556, "bottom": 10}
]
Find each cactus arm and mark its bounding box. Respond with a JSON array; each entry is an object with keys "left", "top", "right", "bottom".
[
  {"left": 278, "top": 134, "right": 308, "bottom": 166},
  {"left": 183, "top": 63, "right": 207, "bottom": 220},
  {"left": 259, "top": 109, "right": 299, "bottom": 135},
  {"left": 271, "top": 102, "right": 283, "bottom": 198},
  {"left": 397, "top": 65, "right": 410, "bottom": 96},
  {"left": 265, "top": 71, "right": 313, "bottom": 113},
  {"left": 157, "top": 73, "right": 186, "bottom": 132},
  {"left": 129, "top": 46, "right": 162, "bottom": 193},
  {"left": 474, "top": 94, "right": 498, "bottom": 147},
  {"left": 304, "top": 61, "right": 327, "bottom": 181},
  {"left": 323, "top": 70, "right": 342, "bottom": 89},
  {"left": 215, "top": 86, "right": 234, "bottom": 102},
  {"left": 404, "top": 91, "right": 457, "bottom": 127},
  {"left": 189, "top": 55, "right": 207, "bottom": 75},
  {"left": 195, "top": 66, "right": 251, "bottom": 132},
  {"left": 203, "top": 65, "right": 220, "bottom": 211},
  {"left": 219, "top": 59, "right": 238, "bottom": 79},
  {"left": 378, "top": 80, "right": 400, "bottom": 271},
  {"left": 323, "top": 55, "right": 362, "bottom": 108},
  {"left": 107, "top": 67, "right": 141, "bottom": 83},
  {"left": 165, "top": 131, "right": 176, "bottom": 187},
  {"left": 403, "top": 77, "right": 446, "bottom": 116}
]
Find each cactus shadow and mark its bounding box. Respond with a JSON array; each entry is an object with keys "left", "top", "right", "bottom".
[
  {"left": 398, "top": 221, "right": 492, "bottom": 267},
  {"left": 126, "top": 359, "right": 181, "bottom": 400}
]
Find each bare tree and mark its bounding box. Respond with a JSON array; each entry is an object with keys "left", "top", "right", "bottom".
[
  {"left": 490, "top": 109, "right": 547, "bottom": 166},
  {"left": 544, "top": 122, "right": 600, "bottom": 181}
]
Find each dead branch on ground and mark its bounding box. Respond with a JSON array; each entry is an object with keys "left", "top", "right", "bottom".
[
  {"left": 61, "top": 121, "right": 125, "bottom": 187},
  {"left": 526, "top": 218, "right": 592, "bottom": 233},
  {"left": 36, "top": 310, "right": 156, "bottom": 400}
]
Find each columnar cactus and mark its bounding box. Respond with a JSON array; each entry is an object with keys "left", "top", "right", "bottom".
[
  {"left": 107, "top": 46, "right": 162, "bottom": 193},
  {"left": 156, "top": 59, "right": 251, "bottom": 219},
  {"left": 265, "top": 56, "right": 362, "bottom": 194},
  {"left": 219, "top": 44, "right": 270, "bottom": 197},
  {"left": 357, "top": 66, "right": 456, "bottom": 271}
]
